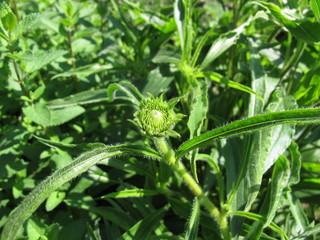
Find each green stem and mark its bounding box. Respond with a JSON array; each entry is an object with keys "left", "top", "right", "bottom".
[
  {"left": 8, "top": 42, "right": 30, "bottom": 99},
  {"left": 153, "top": 137, "right": 231, "bottom": 240}
]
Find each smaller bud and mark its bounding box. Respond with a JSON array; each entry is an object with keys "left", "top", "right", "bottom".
[{"left": 132, "top": 94, "right": 184, "bottom": 137}]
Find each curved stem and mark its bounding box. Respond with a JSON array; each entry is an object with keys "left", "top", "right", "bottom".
[{"left": 153, "top": 137, "right": 231, "bottom": 240}]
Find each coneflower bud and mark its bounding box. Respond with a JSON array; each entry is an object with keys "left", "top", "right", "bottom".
[{"left": 132, "top": 94, "right": 184, "bottom": 138}]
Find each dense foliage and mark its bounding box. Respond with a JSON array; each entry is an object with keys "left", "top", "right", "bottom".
[{"left": 0, "top": 0, "right": 320, "bottom": 239}]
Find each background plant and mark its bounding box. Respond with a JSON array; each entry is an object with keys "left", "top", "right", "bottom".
[{"left": 0, "top": 0, "right": 320, "bottom": 239}]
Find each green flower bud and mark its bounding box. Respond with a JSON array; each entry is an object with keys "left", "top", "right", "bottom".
[{"left": 132, "top": 94, "right": 184, "bottom": 137}]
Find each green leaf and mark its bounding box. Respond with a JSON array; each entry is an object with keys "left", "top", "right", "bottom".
[
  {"left": 1, "top": 145, "right": 160, "bottom": 240},
  {"left": 17, "top": 50, "right": 66, "bottom": 73},
  {"left": 286, "top": 192, "right": 309, "bottom": 234},
  {"left": 310, "top": 0, "right": 320, "bottom": 22},
  {"left": 294, "top": 60, "right": 320, "bottom": 106},
  {"left": 187, "top": 80, "right": 208, "bottom": 139},
  {"left": 73, "top": 27, "right": 97, "bottom": 40},
  {"left": 101, "top": 188, "right": 159, "bottom": 199},
  {"left": 23, "top": 102, "right": 50, "bottom": 125},
  {"left": 34, "top": 135, "right": 106, "bottom": 155},
  {"left": 245, "top": 156, "right": 290, "bottom": 240},
  {"left": 107, "top": 81, "right": 143, "bottom": 108},
  {"left": 1, "top": 12, "right": 17, "bottom": 32},
  {"left": 117, "top": 207, "right": 166, "bottom": 240},
  {"left": 23, "top": 103, "right": 85, "bottom": 126},
  {"left": 184, "top": 198, "right": 200, "bottom": 240},
  {"left": 176, "top": 108, "right": 320, "bottom": 159},
  {"left": 34, "top": 136, "right": 161, "bottom": 160},
  {"left": 197, "top": 154, "right": 225, "bottom": 205},
  {"left": 195, "top": 71, "right": 264, "bottom": 102},
  {"left": 45, "top": 191, "right": 66, "bottom": 212},
  {"left": 199, "top": 11, "right": 267, "bottom": 69},
  {"left": 187, "top": 80, "right": 208, "bottom": 181},
  {"left": 52, "top": 64, "right": 112, "bottom": 79},
  {"left": 231, "top": 211, "right": 289, "bottom": 240},
  {"left": 174, "top": 0, "right": 185, "bottom": 51},
  {"left": 0, "top": 2, "right": 12, "bottom": 18},
  {"left": 27, "top": 218, "right": 45, "bottom": 240},
  {"left": 47, "top": 89, "right": 108, "bottom": 108},
  {"left": 293, "top": 223, "right": 320, "bottom": 240},
  {"left": 11, "top": 13, "right": 40, "bottom": 41},
  {"left": 31, "top": 85, "right": 45, "bottom": 100},
  {"left": 229, "top": 42, "right": 294, "bottom": 217},
  {"left": 255, "top": 1, "right": 320, "bottom": 43},
  {"left": 142, "top": 67, "right": 174, "bottom": 96},
  {"left": 49, "top": 105, "right": 84, "bottom": 126},
  {"left": 288, "top": 141, "right": 301, "bottom": 186}
]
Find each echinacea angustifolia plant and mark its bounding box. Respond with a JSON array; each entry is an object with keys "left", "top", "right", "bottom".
[{"left": 1, "top": 0, "right": 320, "bottom": 239}]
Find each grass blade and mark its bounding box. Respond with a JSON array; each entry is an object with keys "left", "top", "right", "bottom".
[{"left": 176, "top": 108, "right": 320, "bottom": 159}]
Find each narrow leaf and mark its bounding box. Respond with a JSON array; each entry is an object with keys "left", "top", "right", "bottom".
[
  {"left": 195, "top": 71, "right": 263, "bottom": 102},
  {"left": 255, "top": 1, "right": 320, "bottom": 43},
  {"left": 23, "top": 103, "right": 85, "bottom": 126},
  {"left": 231, "top": 211, "right": 289, "bottom": 240},
  {"left": 107, "top": 81, "right": 143, "bottom": 108},
  {"left": 174, "top": 0, "right": 184, "bottom": 51},
  {"left": 176, "top": 108, "right": 320, "bottom": 159},
  {"left": 102, "top": 189, "right": 159, "bottom": 199},
  {"left": 286, "top": 191, "right": 308, "bottom": 234},
  {"left": 245, "top": 156, "right": 290, "bottom": 239},
  {"left": 118, "top": 207, "right": 166, "bottom": 240},
  {"left": 1, "top": 144, "right": 160, "bottom": 240},
  {"left": 310, "top": 0, "right": 320, "bottom": 22},
  {"left": 47, "top": 89, "right": 108, "bottom": 108},
  {"left": 293, "top": 60, "right": 320, "bottom": 106},
  {"left": 34, "top": 136, "right": 161, "bottom": 160},
  {"left": 200, "top": 11, "right": 267, "bottom": 69},
  {"left": 52, "top": 64, "right": 112, "bottom": 79},
  {"left": 184, "top": 198, "right": 200, "bottom": 240},
  {"left": 288, "top": 141, "right": 301, "bottom": 186}
]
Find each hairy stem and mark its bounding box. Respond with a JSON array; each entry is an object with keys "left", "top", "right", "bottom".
[{"left": 153, "top": 137, "right": 231, "bottom": 240}]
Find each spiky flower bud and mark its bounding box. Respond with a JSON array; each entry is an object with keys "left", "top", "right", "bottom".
[{"left": 132, "top": 94, "right": 184, "bottom": 137}]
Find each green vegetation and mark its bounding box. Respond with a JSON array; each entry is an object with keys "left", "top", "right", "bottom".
[{"left": 1, "top": 0, "right": 320, "bottom": 239}]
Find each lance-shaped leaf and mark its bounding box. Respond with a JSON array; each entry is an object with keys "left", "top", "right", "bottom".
[
  {"left": 200, "top": 11, "right": 267, "bottom": 69},
  {"left": 107, "top": 81, "right": 143, "bottom": 108},
  {"left": 47, "top": 89, "right": 109, "bottom": 109},
  {"left": 1, "top": 144, "right": 161, "bottom": 240},
  {"left": 244, "top": 155, "right": 290, "bottom": 240},
  {"left": 176, "top": 108, "right": 320, "bottom": 159},
  {"left": 255, "top": 1, "right": 320, "bottom": 44},
  {"left": 195, "top": 71, "right": 263, "bottom": 102},
  {"left": 102, "top": 188, "right": 159, "bottom": 199},
  {"left": 184, "top": 198, "right": 201, "bottom": 240},
  {"left": 118, "top": 207, "right": 167, "bottom": 240}
]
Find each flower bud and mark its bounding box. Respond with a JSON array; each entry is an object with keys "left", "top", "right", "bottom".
[{"left": 132, "top": 94, "right": 184, "bottom": 137}]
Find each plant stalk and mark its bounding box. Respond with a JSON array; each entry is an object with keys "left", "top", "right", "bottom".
[{"left": 153, "top": 137, "right": 231, "bottom": 240}]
